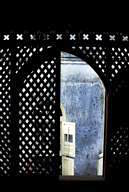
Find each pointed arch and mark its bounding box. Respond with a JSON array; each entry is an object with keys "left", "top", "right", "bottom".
[{"left": 60, "top": 51, "right": 106, "bottom": 177}]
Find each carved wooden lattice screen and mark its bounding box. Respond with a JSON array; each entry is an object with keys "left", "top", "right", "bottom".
[{"left": 0, "top": 32, "right": 128, "bottom": 179}]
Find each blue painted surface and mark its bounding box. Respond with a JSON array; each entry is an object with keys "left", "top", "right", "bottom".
[{"left": 61, "top": 53, "right": 105, "bottom": 176}]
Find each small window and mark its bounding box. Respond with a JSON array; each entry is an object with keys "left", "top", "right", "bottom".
[
  {"left": 64, "top": 134, "right": 68, "bottom": 142},
  {"left": 64, "top": 134, "right": 73, "bottom": 143},
  {"left": 68, "top": 134, "right": 73, "bottom": 143}
]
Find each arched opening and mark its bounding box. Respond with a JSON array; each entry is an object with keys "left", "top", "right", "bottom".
[{"left": 60, "top": 52, "right": 106, "bottom": 177}]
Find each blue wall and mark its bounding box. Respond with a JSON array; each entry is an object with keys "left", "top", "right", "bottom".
[{"left": 61, "top": 54, "right": 105, "bottom": 176}]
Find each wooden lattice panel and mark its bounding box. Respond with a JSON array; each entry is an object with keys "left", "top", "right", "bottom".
[
  {"left": 15, "top": 46, "right": 59, "bottom": 175},
  {"left": 0, "top": 31, "right": 128, "bottom": 179},
  {"left": 0, "top": 48, "right": 12, "bottom": 175}
]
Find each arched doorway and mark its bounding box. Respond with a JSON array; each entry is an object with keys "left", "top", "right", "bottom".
[{"left": 60, "top": 52, "right": 105, "bottom": 177}]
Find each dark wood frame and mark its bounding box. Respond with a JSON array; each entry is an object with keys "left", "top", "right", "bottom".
[{"left": 0, "top": 29, "right": 128, "bottom": 190}]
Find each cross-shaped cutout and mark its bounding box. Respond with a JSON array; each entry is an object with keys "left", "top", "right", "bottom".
[
  {"left": 17, "top": 34, "right": 23, "bottom": 40},
  {"left": 70, "top": 34, "right": 76, "bottom": 40},
  {"left": 109, "top": 35, "right": 115, "bottom": 41},
  {"left": 30, "top": 34, "right": 36, "bottom": 40},
  {"left": 3, "top": 35, "right": 10, "bottom": 40},
  {"left": 96, "top": 34, "right": 102, "bottom": 41},
  {"left": 122, "top": 36, "right": 128, "bottom": 41},
  {"left": 56, "top": 34, "right": 62, "bottom": 40},
  {"left": 83, "top": 34, "right": 89, "bottom": 40}
]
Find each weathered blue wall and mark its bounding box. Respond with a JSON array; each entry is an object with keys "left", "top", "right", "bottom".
[{"left": 61, "top": 53, "right": 105, "bottom": 176}]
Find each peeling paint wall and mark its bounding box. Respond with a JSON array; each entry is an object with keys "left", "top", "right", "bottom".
[{"left": 61, "top": 52, "right": 105, "bottom": 176}]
